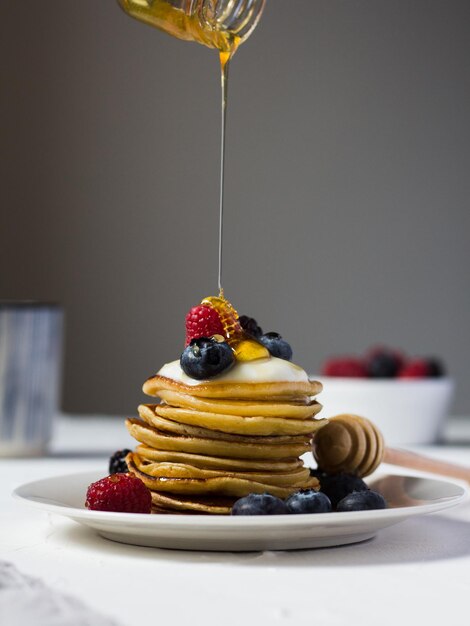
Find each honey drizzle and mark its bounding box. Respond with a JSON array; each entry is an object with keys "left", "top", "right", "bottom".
[
  {"left": 117, "top": 1, "right": 245, "bottom": 296},
  {"left": 212, "top": 47, "right": 272, "bottom": 362},
  {"left": 202, "top": 295, "right": 269, "bottom": 361},
  {"left": 218, "top": 52, "right": 230, "bottom": 296}
]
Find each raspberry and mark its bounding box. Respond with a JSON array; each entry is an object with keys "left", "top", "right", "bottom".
[
  {"left": 398, "top": 359, "right": 430, "bottom": 379},
  {"left": 85, "top": 473, "right": 151, "bottom": 513},
  {"left": 185, "top": 305, "right": 225, "bottom": 346},
  {"left": 322, "top": 357, "right": 367, "bottom": 378}
]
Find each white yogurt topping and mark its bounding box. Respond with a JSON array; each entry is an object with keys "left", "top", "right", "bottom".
[{"left": 157, "top": 357, "right": 309, "bottom": 386}]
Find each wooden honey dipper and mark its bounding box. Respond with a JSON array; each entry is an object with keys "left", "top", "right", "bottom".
[{"left": 312, "top": 414, "right": 470, "bottom": 482}]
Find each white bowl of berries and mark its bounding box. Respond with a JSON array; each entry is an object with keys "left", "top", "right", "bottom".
[{"left": 315, "top": 347, "right": 454, "bottom": 445}]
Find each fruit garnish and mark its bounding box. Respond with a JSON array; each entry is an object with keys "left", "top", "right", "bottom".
[
  {"left": 322, "top": 357, "right": 367, "bottom": 378},
  {"left": 185, "top": 305, "right": 225, "bottom": 346},
  {"left": 239, "top": 315, "right": 263, "bottom": 338},
  {"left": 315, "top": 472, "right": 369, "bottom": 508},
  {"left": 231, "top": 493, "right": 288, "bottom": 515},
  {"left": 85, "top": 473, "right": 152, "bottom": 513},
  {"left": 201, "top": 296, "right": 240, "bottom": 338},
  {"left": 322, "top": 347, "right": 446, "bottom": 379},
  {"left": 180, "top": 336, "right": 235, "bottom": 379},
  {"left": 398, "top": 358, "right": 430, "bottom": 379},
  {"left": 399, "top": 357, "right": 446, "bottom": 378},
  {"left": 336, "top": 490, "right": 387, "bottom": 512},
  {"left": 201, "top": 296, "right": 269, "bottom": 361},
  {"left": 365, "top": 347, "right": 404, "bottom": 378},
  {"left": 426, "top": 357, "right": 446, "bottom": 378},
  {"left": 285, "top": 490, "right": 331, "bottom": 514},
  {"left": 108, "top": 449, "right": 132, "bottom": 474},
  {"left": 258, "top": 332, "right": 293, "bottom": 361}
]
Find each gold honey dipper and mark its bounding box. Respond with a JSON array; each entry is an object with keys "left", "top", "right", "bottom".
[{"left": 313, "top": 414, "right": 470, "bottom": 483}]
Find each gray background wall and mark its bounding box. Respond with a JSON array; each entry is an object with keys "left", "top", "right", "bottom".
[{"left": 1, "top": 1, "right": 469, "bottom": 416}]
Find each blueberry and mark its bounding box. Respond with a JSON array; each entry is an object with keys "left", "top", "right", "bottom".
[
  {"left": 231, "top": 493, "right": 288, "bottom": 515},
  {"left": 286, "top": 489, "right": 332, "bottom": 514},
  {"left": 366, "top": 350, "right": 401, "bottom": 378},
  {"left": 336, "top": 490, "right": 387, "bottom": 512},
  {"left": 108, "top": 449, "right": 131, "bottom": 474},
  {"left": 180, "top": 337, "right": 234, "bottom": 380},
  {"left": 259, "top": 332, "right": 293, "bottom": 361},
  {"left": 318, "top": 473, "right": 369, "bottom": 508},
  {"left": 239, "top": 315, "right": 263, "bottom": 338},
  {"left": 426, "top": 357, "right": 446, "bottom": 378}
]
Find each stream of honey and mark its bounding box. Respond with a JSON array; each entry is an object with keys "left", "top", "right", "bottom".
[{"left": 118, "top": 1, "right": 248, "bottom": 296}]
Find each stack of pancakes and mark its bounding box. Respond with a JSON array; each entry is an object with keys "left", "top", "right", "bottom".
[{"left": 126, "top": 375, "right": 326, "bottom": 514}]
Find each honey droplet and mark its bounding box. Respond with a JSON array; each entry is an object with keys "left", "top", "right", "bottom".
[{"left": 201, "top": 295, "right": 269, "bottom": 362}]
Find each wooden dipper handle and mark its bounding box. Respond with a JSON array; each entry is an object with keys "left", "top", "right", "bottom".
[{"left": 384, "top": 447, "right": 470, "bottom": 484}]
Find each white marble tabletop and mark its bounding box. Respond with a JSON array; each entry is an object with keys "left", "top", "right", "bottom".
[{"left": 1, "top": 415, "right": 470, "bottom": 626}]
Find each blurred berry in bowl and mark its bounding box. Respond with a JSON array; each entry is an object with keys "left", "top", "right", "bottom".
[
  {"left": 322, "top": 346, "right": 446, "bottom": 380},
  {"left": 322, "top": 357, "right": 367, "bottom": 378},
  {"left": 317, "top": 347, "right": 453, "bottom": 445}
]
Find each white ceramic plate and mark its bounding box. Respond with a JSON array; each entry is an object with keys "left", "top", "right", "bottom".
[{"left": 13, "top": 471, "right": 467, "bottom": 551}]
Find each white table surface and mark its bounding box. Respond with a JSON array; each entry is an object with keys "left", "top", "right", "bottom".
[{"left": 2, "top": 415, "right": 470, "bottom": 626}]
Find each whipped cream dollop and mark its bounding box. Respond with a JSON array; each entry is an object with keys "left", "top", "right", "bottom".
[{"left": 157, "top": 357, "right": 309, "bottom": 386}]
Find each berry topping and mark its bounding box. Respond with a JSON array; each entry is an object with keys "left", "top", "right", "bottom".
[
  {"left": 185, "top": 305, "right": 225, "bottom": 346},
  {"left": 322, "top": 346, "right": 445, "bottom": 379},
  {"left": 322, "top": 357, "right": 367, "bottom": 378},
  {"left": 180, "top": 337, "right": 234, "bottom": 380},
  {"left": 365, "top": 347, "right": 403, "bottom": 378},
  {"left": 239, "top": 315, "right": 263, "bottom": 338},
  {"left": 258, "top": 332, "right": 293, "bottom": 361},
  {"left": 285, "top": 489, "right": 332, "bottom": 514},
  {"left": 85, "top": 473, "right": 152, "bottom": 513},
  {"left": 426, "top": 357, "right": 446, "bottom": 378},
  {"left": 336, "top": 490, "right": 387, "bottom": 512},
  {"left": 108, "top": 449, "right": 132, "bottom": 475},
  {"left": 231, "top": 493, "right": 288, "bottom": 515},
  {"left": 316, "top": 472, "right": 369, "bottom": 508},
  {"left": 398, "top": 358, "right": 430, "bottom": 379}
]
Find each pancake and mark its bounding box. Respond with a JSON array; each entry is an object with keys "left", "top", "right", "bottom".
[
  {"left": 136, "top": 444, "right": 302, "bottom": 472},
  {"left": 157, "top": 389, "right": 321, "bottom": 419},
  {"left": 143, "top": 375, "right": 322, "bottom": 401},
  {"left": 126, "top": 419, "right": 312, "bottom": 459},
  {"left": 151, "top": 492, "right": 235, "bottom": 515},
  {"left": 152, "top": 403, "right": 325, "bottom": 436},
  {"left": 132, "top": 454, "right": 312, "bottom": 487},
  {"left": 127, "top": 454, "right": 319, "bottom": 498},
  {"left": 151, "top": 505, "right": 223, "bottom": 515},
  {"left": 128, "top": 354, "right": 324, "bottom": 512},
  {"left": 137, "top": 406, "right": 313, "bottom": 444}
]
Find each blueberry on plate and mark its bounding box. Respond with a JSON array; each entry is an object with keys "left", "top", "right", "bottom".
[
  {"left": 231, "top": 493, "right": 288, "bottom": 515},
  {"left": 285, "top": 489, "right": 332, "bottom": 514},
  {"left": 318, "top": 473, "right": 369, "bottom": 508},
  {"left": 180, "top": 337, "right": 234, "bottom": 380},
  {"left": 336, "top": 490, "right": 387, "bottom": 512},
  {"left": 259, "top": 332, "right": 293, "bottom": 361},
  {"left": 108, "top": 449, "right": 132, "bottom": 474}
]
